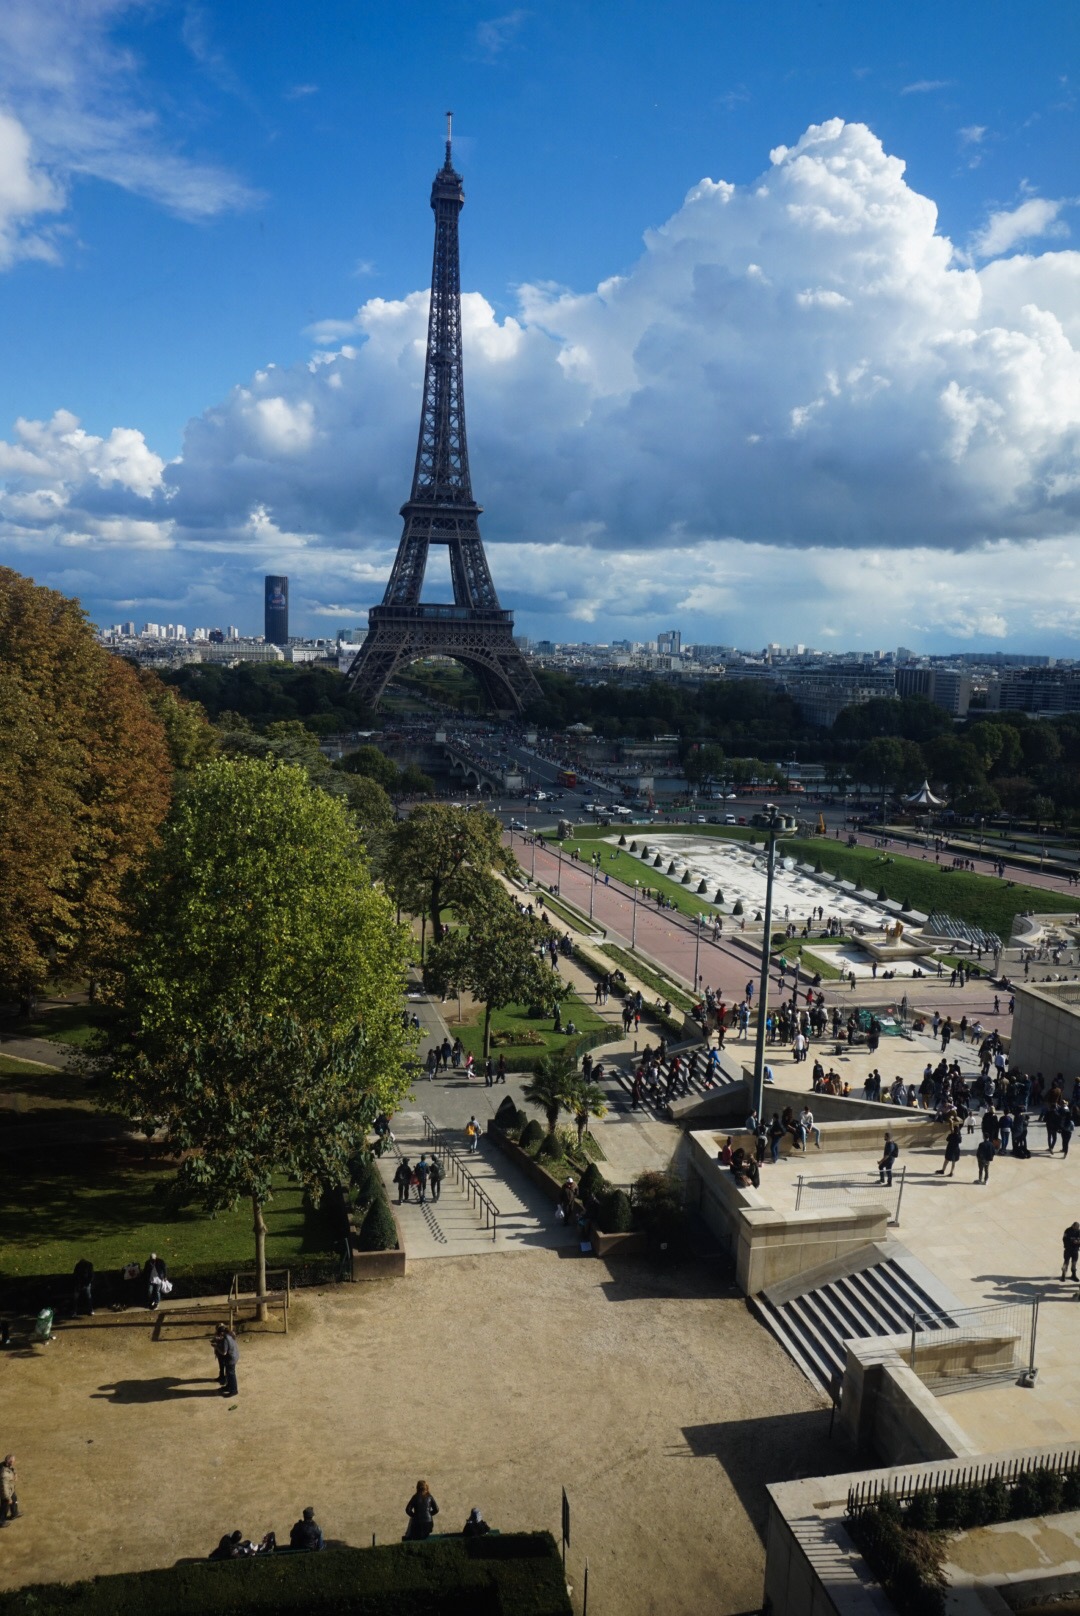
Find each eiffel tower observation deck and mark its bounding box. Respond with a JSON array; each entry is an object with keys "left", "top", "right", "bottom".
[{"left": 345, "top": 116, "right": 541, "bottom": 715}]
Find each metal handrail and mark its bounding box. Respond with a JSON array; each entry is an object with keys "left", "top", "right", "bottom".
[{"left": 422, "top": 1113, "right": 501, "bottom": 1242}]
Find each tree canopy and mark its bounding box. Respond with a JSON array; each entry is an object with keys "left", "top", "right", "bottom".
[
  {"left": 384, "top": 803, "right": 511, "bottom": 943},
  {"left": 94, "top": 755, "right": 414, "bottom": 1296},
  {"left": 0, "top": 568, "right": 173, "bottom": 1008}
]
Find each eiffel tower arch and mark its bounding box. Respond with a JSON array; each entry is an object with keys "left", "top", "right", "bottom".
[{"left": 345, "top": 117, "right": 540, "bottom": 716}]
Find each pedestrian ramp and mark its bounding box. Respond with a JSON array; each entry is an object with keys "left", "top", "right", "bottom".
[
  {"left": 375, "top": 1112, "right": 577, "bottom": 1259},
  {"left": 751, "top": 1241, "right": 961, "bottom": 1392}
]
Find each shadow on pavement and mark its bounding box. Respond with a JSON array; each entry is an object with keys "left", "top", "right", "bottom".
[
  {"left": 679, "top": 1408, "right": 845, "bottom": 1542},
  {"left": 92, "top": 1377, "right": 224, "bottom": 1403}
]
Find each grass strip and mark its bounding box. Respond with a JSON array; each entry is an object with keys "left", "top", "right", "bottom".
[{"left": 598, "top": 945, "right": 695, "bottom": 1013}]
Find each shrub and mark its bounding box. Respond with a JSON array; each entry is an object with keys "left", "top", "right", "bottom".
[
  {"left": 984, "top": 1476, "right": 1011, "bottom": 1522},
  {"left": 905, "top": 1489, "right": 937, "bottom": 1532},
  {"left": 714, "top": 888, "right": 724, "bottom": 904},
  {"left": 350, "top": 1157, "right": 383, "bottom": 1209},
  {"left": 519, "top": 1119, "right": 545, "bottom": 1151},
  {"left": 1034, "top": 1466, "right": 1064, "bottom": 1515},
  {"left": 621, "top": 834, "right": 629, "bottom": 847},
  {"left": 495, "top": 1095, "right": 520, "bottom": 1129},
  {"left": 681, "top": 869, "right": 691, "bottom": 884},
  {"left": 850, "top": 1505, "right": 946, "bottom": 1616},
  {"left": 666, "top": 860, "right": 677, "bottom": 875},
  {"left": 1062, "top": 1469, "right": 1080, "bottom": 1512},
  {"left": 597, "top": 1187, "right": 633, "bottom": 1233},
  {"left": 697, "top": 879, "right": 708, "bottom": 894},
  {"left": 653, "top": 855, "right": 662, "bottom": 867},
  {"left": 814, "top": 860, "right": 824, "bottom": 874},
  {"left": 356, "top": 1194, "right": 398, "bottom": 1252},
  {"left": 538, "top": 1132, "right": 564, "bottom": 1162},
  {"left": 876, "top": 885, "right": 888, "bottom": 901},
  {"left": 1011, "top": 1471, "right": 1042, "bottom": 1520},
  {"left": 640, "top": 844, "right": 650, "bottom": 857},
  {"left": 631, "top": 1171, "right": 686, "bottom": 1247},
  {"left": 732, "top": 900, "right": 744, "bottom": 916},
  {"left": 579, "top": 1162, "right": 609, "bottom": 1201},
  {"left": 901, "top": 896, "right": 912, "bottom": 910},
  {"left": 512, "top": 1106, "right": 529, "bottom": 1134}
]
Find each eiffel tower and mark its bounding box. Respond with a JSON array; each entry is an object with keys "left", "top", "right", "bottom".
[{"left": 345, "top": 116, "right": 541, "bottom": 715}]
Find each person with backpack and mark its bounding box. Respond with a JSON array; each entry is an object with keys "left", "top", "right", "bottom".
[
  {"left": 414, "top": 1155, "right": 430, "bottom": 1205},
  {"left": 393, "top": 1158, "right": 413, "bottom": 1205},
  {"left": 428, "top": 1156, "right": 442, "bottom": 1203},
  {"left": 465, "top": 1116, "right": 481, "bottom": 1154}
]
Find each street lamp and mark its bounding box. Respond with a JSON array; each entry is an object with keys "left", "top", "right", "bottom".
[
  {"left": 694, "top": 913, "right": 703, "bottom": 992},
  {"left": 752, "top": 803, "right": 782, "bottom": 1128},
  {"left": 632, "top": 881, "right": 639, "bottom": 949},
  {"left": 589, "top": 858, "right": 596, "bottom": 921}
]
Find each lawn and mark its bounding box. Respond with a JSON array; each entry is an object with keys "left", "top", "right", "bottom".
[
  {"left": 0, "top": 1158, "right": 341, "bottom": 1285},
  {"left": 0, "top": 1054, "right": 63, "bottom": 1080},
  {"left": 779, "top": 837, "right": 1078, "bottom": 938},
  {"left": 547, "top": 836, "right": 722, "bottom": 920},
  {"left": 1, "top": 1000, "right": 105, "bottom": 1046},
  {"left": 445, "top": 991, "right": 612, "bottom": 1067},
  {"left": 598, "top": 944, "right": 696, "bottom": 1013}
]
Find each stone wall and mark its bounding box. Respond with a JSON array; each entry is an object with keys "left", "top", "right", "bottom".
[{"left": 1010, "top": 979, "right": 1080, "bottom": 1076}]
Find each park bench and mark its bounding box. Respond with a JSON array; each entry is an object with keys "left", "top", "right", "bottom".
[{"left": 150, "top": 1270, "right": 290, "bottom": 1338}]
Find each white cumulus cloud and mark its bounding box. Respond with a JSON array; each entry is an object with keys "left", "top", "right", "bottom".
[
  {"left": 5, "top": 118, "right": 1080, "bottom": 649},
  {"left": 973, "top": 196, "right": 1070, "bottom": 258}
]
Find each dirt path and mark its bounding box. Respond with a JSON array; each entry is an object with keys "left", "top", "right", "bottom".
[{"left": 2, "top": 1248, "right": 836, "bottom": 1614}]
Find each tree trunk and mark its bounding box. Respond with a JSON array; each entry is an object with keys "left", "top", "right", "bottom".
[
  {"left": 483, "top": 1002, "right": 492, "bottom": 1059},
  {"left": 252, "top": 1193, "right": 268, "bottom": 1323},
  {"left": 430, "top": 877, "right": 445, "bottom": 944}
]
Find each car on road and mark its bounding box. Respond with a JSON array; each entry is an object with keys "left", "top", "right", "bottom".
[
  {"left": 724, "top": 814, "right": 737, "bottom": 823},
  {"left": 509, "top": 818, "right": 527, "bottom": 830}
]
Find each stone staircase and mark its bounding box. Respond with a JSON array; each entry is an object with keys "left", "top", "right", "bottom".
[
  {"left": 600, "top": 1043, "right": 743, "bottom": 1121},
  {"left": 752, "top": 1242, "right": 960, "bottom": 1392}
]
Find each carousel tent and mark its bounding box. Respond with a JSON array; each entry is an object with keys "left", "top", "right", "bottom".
[{"left": 904, "top": 780, "right": 945, "bottom": 808}]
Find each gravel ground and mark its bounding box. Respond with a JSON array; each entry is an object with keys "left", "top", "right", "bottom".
[{"left": 1, "top": 1248, "right": 839, "bottom": 1614}]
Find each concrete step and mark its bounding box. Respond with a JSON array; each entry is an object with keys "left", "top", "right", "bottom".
[{"left": 754, "top": 1247, "right": 958, "bottom": 1392}]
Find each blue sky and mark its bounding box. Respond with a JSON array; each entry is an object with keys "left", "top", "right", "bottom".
[{"left": 1, "top": 1, "right": 1079, "bottom": 651}]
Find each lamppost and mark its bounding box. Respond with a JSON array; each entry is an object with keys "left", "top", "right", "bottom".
[
  {"left": 632, "top": 881, "right": 639, "bottom": 949},
  {"left": 694, "top": 913, "right": 703, "bottom": 992},
  {"left": 589, "top": 857, "right": 596, "bottom": 921},
  {"left": 752, "top": 803, "right": 782, "bottom": 1128}
]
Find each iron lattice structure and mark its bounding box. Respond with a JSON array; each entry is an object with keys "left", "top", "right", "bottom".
[{"left": 346, "top": 118, "right": 540, "bottom": 714}]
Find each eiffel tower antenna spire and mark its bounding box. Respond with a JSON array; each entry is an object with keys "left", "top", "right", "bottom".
[{"left": 344, "top": 126, "right": 540, "bottom": 715}]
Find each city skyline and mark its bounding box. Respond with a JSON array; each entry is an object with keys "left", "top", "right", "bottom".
[{"left": 1, "top": 2, "right": 1079, "bottom": 650}]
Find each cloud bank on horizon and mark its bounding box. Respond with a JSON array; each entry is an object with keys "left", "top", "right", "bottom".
[{"left": 3, "top": 117, "right": 1080, "bottom": 647}]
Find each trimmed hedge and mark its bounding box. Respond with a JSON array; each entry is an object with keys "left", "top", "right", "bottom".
[
  {"left": 848, "top": 1503, "right": 946, "bottom": 1616},
  {"left": 519, "top": 1119, "right": 545, "bottom": 1150},
  {"left": 597, "top": 1187, "right": 632, "bottom": 1233},
  {"left": 357, "top": 1195, "right": 398, "bottom": 1253},
  {"left": 494, "top": 1096, "right": 519, "bottom": 1129},
  {"left": 0, "top": 1534, "right": 572, "bottom": 1616}
]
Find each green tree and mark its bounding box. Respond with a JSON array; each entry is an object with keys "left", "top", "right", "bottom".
[
  {"left": 854, "top": 738, "right": 904, "bottom": 791},
  {"left": 521, "top": 1047, "right": 580, "bottom": 1135},
  {"left": 93, "top": 756, "right": 414, "bottom": 1304},
  {"left": 424, "top": 881, "right": 563, "bottom": 1057},
  {"left": 339, "top": 744, "right": 399, "bottom": 790},
  {"left": 384, "top": 803, "right": 510, "bottom": 943}
]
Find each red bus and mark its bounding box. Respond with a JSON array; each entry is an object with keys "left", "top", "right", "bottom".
[{"left": 556, "top": 768, "right": 577, "bottom": 788}]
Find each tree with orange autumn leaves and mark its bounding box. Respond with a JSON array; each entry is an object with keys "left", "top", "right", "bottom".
[{"left": 0, "top": 568, "right": 205, "bottom": 1009}]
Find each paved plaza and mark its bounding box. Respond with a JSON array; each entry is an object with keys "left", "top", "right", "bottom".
[{"left": 749, "top": 1128, "right": 1080, "bottom": 1453}]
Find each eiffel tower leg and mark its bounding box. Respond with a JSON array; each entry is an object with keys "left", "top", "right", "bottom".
[{"left": 345, "top": 614, "right": 540, "bottom": 716}]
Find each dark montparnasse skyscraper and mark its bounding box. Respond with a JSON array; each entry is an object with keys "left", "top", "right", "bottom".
[{"left": 264, "top": 575, "right": 289, "bottom": 645}]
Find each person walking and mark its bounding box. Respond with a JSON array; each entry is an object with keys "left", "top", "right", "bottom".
[
  {"left": 415, "top": 1155, "right": 430, "bottom": 1206},
  {"left": 0, "top": 1456, "right": 17, "bottom": 1525},
  {"left": 72, "top": 1257, "right": 94, "bottom": 1318},
  {"left": 465, "top": 1116, "right": 481, "bottom": 1154},
  {"left": 143, "top": 1252, "right": 168, "bottom": 1311},
  {"left": 975, "top": 1135, "right": 996, "bottom": 1185},
  {"left": 936, "top": 1123, "right": 962, "bottom": 1177},
  {"left": 404, "top": 1480, "right": 439, "bottom": 1541},
  {"left": 1045, "top": 1106, "right": 1060, "bottom": 1154},
  {"left": 393, "top": 1158, "right": 413, "bottom": 1205},
  {"left": 878, "top": 1133, "right": 899, "bottom": 1188},
  {"left": 1061, "top": 1222, "right": 1080, "bottom": 1282},
  {"left": 220, "top": 1329, "right": 239, "bottom": 1398},
  {"left": 428, "top": 1156, "right": 442, "bottom": 1203},
  {"left": 1059, "top": 1106, "right": 1074, "bottom": 1160}
]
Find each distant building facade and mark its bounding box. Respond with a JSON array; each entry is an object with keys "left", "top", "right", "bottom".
[{"left": 895, "top": 665, "right": 973, "bottom": 716}]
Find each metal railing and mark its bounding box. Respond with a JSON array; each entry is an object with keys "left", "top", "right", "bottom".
[
  {"left": 422, "top": 1114, "right": 502, "bottom": 1242},
  {"left": 909, "top": 1297, "right": 1038, "bottom": 1394},
  {"left": 846, "top": 1443, "right": 1078, "bottom": 1518},
  {"left": 794, "top": 1166, "right": 906, "bottom": 1225}
]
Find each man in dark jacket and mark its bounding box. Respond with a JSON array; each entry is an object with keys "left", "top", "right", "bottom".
[
  {"left": 393, "top": 1158, "right": 413, "bottom": 1205},
  {"left": 976, "top": 1136, "right": 997, "bottom": 1184},
  {"left": 878, "top": 1134, "right": 899, "bottom": 1187},
  {"left": 1062, "top": 1223, "right": 1080, "bottom": 1282},
  {"left": 290, "top": 1507, "right": 324, "bottom": 1550}
]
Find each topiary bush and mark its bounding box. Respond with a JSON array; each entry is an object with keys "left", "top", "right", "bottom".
[
  {"left": 631, "top": 1168, "right": 686, "bottom": 1247},
  {"left": 714, "top": 888, "right": 724, "bottom": 904},
  {"left": 350, "top": 1157, "right": 383, "bottom": 1209},
  {"left": 495, "top": 1094, "right": 519, "bottom": 1129},
  {"left": 653, "top": 854, "right": 663, "bottom": 867},
  {"left": 538, "top": 1131, "right": 564, "bottom": 1162},
  {"left": 667, "top": 860, "right": 677, "bottom": 875},
  {"left": 814, "top": 859, "right": 824, "bottom": 874},
  {"left": 905, "top": 1489, "right": 937, "bottom": 1532},
  {"left": 732, "top": 899, "right": 744, "bottom": 916},
  {"left": 876, "top": 886, "right": 888, "bottom": 901},
  {"left": 620, "top": 835, "right": 628, "bottom": 847},
  {"left": 579, "top": 1162, "right": 609, "bottom": 1201},
  {"left": 597, "top": 1187, "right": 633, "bottom": 1233},
  {"left": 512, "top": 1106, "right": 529, "bottom": 1135},
  {"left": 681, "top": 869, "right": 692, "bottom": 884},
  {"left": 357, "top": 1194, "right": 398, "bottom": 1252},
  {"left": 519, "top": 1118, "right": 545, "bottom": 1151}
]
